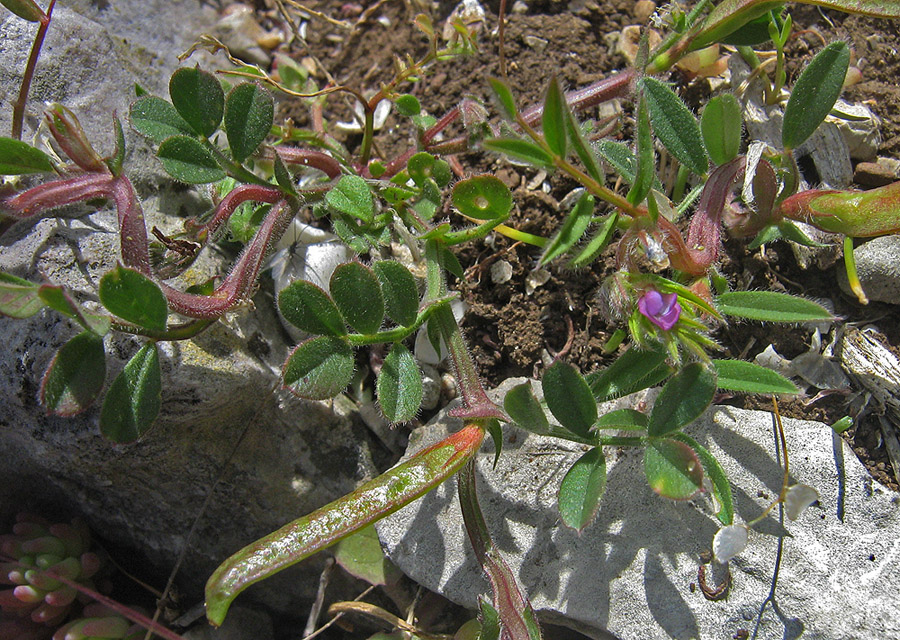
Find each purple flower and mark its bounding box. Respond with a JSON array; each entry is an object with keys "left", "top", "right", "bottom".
[{"left": 638, "top": 290, "right": 681, "bottom": 331}]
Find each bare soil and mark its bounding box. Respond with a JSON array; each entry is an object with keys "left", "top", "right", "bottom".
[{"left": 274, "top": 0, "right": 900, "bottom": 491}]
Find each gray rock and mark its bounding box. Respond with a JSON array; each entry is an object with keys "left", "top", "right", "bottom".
[
  {"left": 837, "top": 235, "right": 900, "bottom": 305},
  {"left": 0, "top": 1, "right": 382, "bottom": 618},
  {"left": 0, "top": 1, "right": 218, "bottom": 183},
  {"left": 378, "top": 379, "right": 900, "bottom": 640}
]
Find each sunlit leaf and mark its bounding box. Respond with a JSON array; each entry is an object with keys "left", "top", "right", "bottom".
[
  {"left": 372, "top": 261, "right": 419, "bottom": 327},
  {"left": 542, "top": 77, "right": 567, "bottom": 158},
  {"left": 701, "top": 94, "right": 742, "bottom": 166},
  {"left": 157, "top": 136, "right": 226, "bottom": 184},
  {"left": 627, "top": 94, "right": 654, "bottom": 206},
  {"left": 169, "top": 67, "right": 225, "bottom": 138},
  {"left": 482, "top": 138, "right": 553, "bottom": 168},
  {"left": 487, "top": 77, "right": 517, "bottom": 120},
  {"left": 1, "top": 0, "right": 45, "bottom": 21},
  {"left": 395, "top": 94, "right": 421, "bottom": 117},
  {"left": 330, "top": 262, "right": 384, "bottom": 335},
  {"left": 713, "top": 359, "right": 798, "bottom": 394},
  {"left": 333, "top": 525, "right": 401, "bottom": 586},
  {"left": 377, "top": 343, "right": 422, "bottom": 423},
  {"left": 282, "top": 335, "right": 354, "bottom": 400},
  {"left": 586, "top": 344, "right": 671, "bottom": 401},
  {"left": 100, "top": 343, "right": 161, "bottom": 443},
  {"left": 542, "top": 361, "right": 597, "bottom": 438},
  {"left": 40, "top": 332, "right": 106, "bottom": 416},
  {"left": 641, "top": 77, "right": 709, "bottom": 175},
  {"left": 503, "top": 382, "right": 550, "bottom": 435},
  {"left": 782, "top": 41, "right": 850, "bottom": 149},
  {"left": 644, "top": 438, "right": 703, "bottom": 500},
  {"left": 99, "top": 265, "right": 168, "bottom": 332},
  {"left": 278, "top": 280, "right": 346, "bottom": 337},
  {"left": 593, "top": 408, "right": 648, "bottom": 431},
  {"left": 224, "top": 82, "right": 274, "bottom": 162},
  {"left": 558, "top": 447, "right": 606, "bottom": 531},
  {"left": 38, "top": 285, "right": 110, "bottom": 335},
  {"left": 648, "top": 363, "right": 716, "bottom": 436},
  {"left": 0, "top": 137, "right": 54, "bottom": 174},
  {"left": 325, "top": 175, "right": 375, "bottom": 224},
  {"left": 452, "top": 175, "right": 513, "bottom": 221},
  {"left": 540, "top": 193, "right": 594, "bottom": 265},
  {"left": 0, "top": 272, "right": 44, "bottom": 318},
  {"left": 671, "top": 433, "right": 733, "bottom": 525},
  {"left": 129, "top": 96, "right": 194, "bottom": 144},
  {"left": 717, "top": 291, "right": 833, "bottom": 323},
  {"left": 567, "top": 211, "right": 619, "bottom": 269}
]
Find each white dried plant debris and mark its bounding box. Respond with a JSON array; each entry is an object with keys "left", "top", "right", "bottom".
[
  {"left": 443, "top": 0, "right": 486, "bottom": 40},
  {"left": 713, "top": 524, "right": 748, "bottom": 563},
  {"left": 784, "top": 484, "right": 819, "bottom": 521},
  {"left": 415, "top": 299, "right": 467, "bottom": 365},
  {"left": 491, "top": 260, "right": 513, "bottom": 284},
  {"left": 335, "top": 98, "right": 392, "bottom": 134}
]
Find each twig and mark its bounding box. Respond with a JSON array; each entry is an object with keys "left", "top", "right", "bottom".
[{"left": 302, "top": 557, "right": 335, "bottom": 638}]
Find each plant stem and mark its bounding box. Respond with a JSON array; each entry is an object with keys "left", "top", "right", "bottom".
[{"left": 12, "top": 0, "right": 56, "bottom": 140}]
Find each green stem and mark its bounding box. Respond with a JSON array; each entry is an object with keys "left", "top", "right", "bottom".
[
  {"left": 12, "top": 0, "right": 56, "bottom": 140},
  {"left": 842, "top": 236, "right": 868, "bottom": 304},
  {"left": 110, "top": 318, "right": 216, "bottom": 341},
  {"left": 596, "top": 435, "right": 647, "bottom": 447},
  {"left": 345, "top": 294, "right": 457, "bottom": 346},
  {"left": 204, "top": 139, "right": 270, "bottom": 187}
]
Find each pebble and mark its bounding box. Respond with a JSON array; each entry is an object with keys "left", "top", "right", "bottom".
[
  {"left": 854, "top": 158, "right": 899, "bottom": 187},
  {"left": 490, "top": 260, "right": 513, "bottom": 284},
  {"left": 633, "top": 0, "right": 656, "bottom": 23}
]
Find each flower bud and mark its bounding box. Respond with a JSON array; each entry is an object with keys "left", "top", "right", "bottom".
[
  {"left": 638, "top": 289, "right": 681, "bottom": 331},
  {"left": 45, "top": 104, "right": 106, "bottom": 172}
]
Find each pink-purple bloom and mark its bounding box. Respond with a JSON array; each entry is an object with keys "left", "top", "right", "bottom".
[{"left": 638, "top": 290, "right": 681, "bottom": 331}]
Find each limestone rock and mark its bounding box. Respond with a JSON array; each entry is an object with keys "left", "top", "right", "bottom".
[{"left": 378, "top": 379, "right": 900, "bottom": 640}]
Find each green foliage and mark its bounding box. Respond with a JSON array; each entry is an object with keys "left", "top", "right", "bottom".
[
  {"left": 0, "top": 272, "right": 45, "bottom": 318},
  {"left": 542, "top": 361, "right": 597, "bottom": 439},
  {"left": 326, "top": 175, "right": 375, "bottom": 223},
  {"left": 640, "top": 77, "right": 709, "bottom": 175},
  {"left": 717, "top": 290, "right": 832, "bottom": 322},
  {"left": 648, "top": 363, "right": 716, "bottom": 437},
  {"left": 541, "top": 77, "right": 567, "bottom": 158},
  {"left": 0, "top": 137, "right": 54, "bottom": 174},
  {"left": 333, "top": 525, "right": 401, "bottom": 586},
  {"left": 224, "top": 82, "right": 275, "bottom": 162},
  {"left": 558, "top": 447, "right": 606, "bottom": 531},
  {"left": 1, "top": 0, "right": 45, "bottom": 21},
  {"left": 643, "top": 438, "right": 703, "bottom": 500},
  {"left": 482, "top": 138, "right": 553, "bottom": 168},
  {"left": 156, "top": 136, "right": 226, "bottom": 183},
  {"left": 540, "top": 193, "right": 594, "bottom": 265},
  {"left": 330, "top": 262, "right": 384, "bottom": 335},
  {"left": 377, "top": 343, "right": 423, "bottom": 422},
  {"left": 282, "top": 336, "right": 355, "bottom": 400},
  {"left": 713, "top": 359, "right": 798, "bottom": 394},
  {"left": 452, "top": 175, "right": 513, "bottom": 220},
  {"left": 504, "top": 382, "right": 550, "bottom": 435},
  {"left": 701, "top": 94, "right": 743, "bottom": 166},
  {"left": 373, "top": 260, "right": 419, "bottom": 327},
  {"left": 278, "top": 280, "right": 346, "bottom": 337},
  {"left": 40, "top": 331, "right": 106, "bottom": 416},
  {"left": 129, "top": 96, "right": 194, "bottom": 144},
  {"left": 100, "top": 343, "right": 162, "bottom": 443},
  {"left": 782, "top": 41, "right": 850, "bottom": 149},
  {"left": 99, "top": 265, "right": 168, "bottom": 332},
  {"left": 169, "top": 67, "right": 225, "bottom": 138}
]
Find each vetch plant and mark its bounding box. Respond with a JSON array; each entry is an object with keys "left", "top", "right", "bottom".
[{"left": 2, "top": 0, "right": 900, "bottom": 636}]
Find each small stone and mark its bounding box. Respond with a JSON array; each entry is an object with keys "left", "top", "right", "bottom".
[
  {"left": 213, "top": 4, "right": 271, "bottom": 67},
  {"left": 511, "top": 0, "right": 529, "bottom": 14},
  {"left": 633, "top": 0, "right": 656, "bottom": 23},
  {"left": 525, "top": 268, "right": 551, "bottom": 295},
  {"left": 854, "top": 160, "right": 897, "bottom": 187},
  {"left": 490, "top": 260, "right": 513, "bottom": 284},
  {"left": 837, "top": 235, "right": 900, "bottom": 304},
  {"left": 522, "top": 35, "right": 549, "bottom": 53}
]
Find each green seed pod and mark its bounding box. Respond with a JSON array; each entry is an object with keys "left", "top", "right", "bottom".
[{"left": 780, "top": 182, "right": 900, "bottom": 237}]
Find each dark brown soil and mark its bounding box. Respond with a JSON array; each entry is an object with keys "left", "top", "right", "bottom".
[
  {"left": 274, "top": 0, "right": 900, "bottom": 491},
  {"left": 242, "top": 0, "right": 900, "bottom": 636}
]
